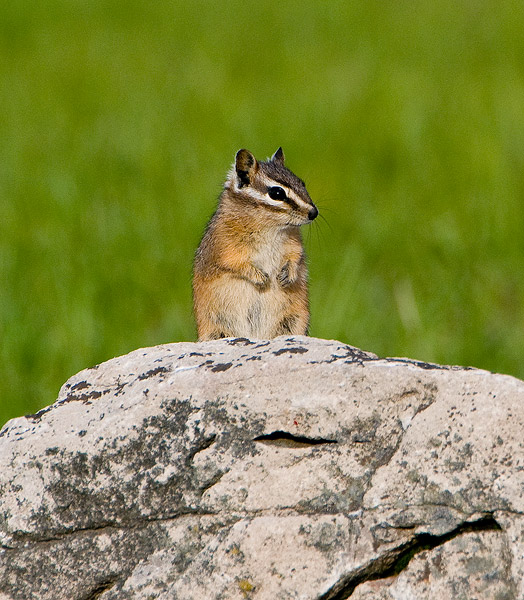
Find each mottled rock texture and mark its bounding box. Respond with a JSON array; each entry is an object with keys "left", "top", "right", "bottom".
[{"left": 0, "top": 336, "right": 522, "bottom": 599}]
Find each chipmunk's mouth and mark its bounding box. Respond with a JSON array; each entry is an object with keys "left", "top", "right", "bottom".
[{"left": 285, "top": 208, "right": 318, "bottom": 227}]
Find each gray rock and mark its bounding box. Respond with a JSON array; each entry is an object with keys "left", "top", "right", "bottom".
[{"left": 0, "top": 336, "right": 522, "bottom": 599}]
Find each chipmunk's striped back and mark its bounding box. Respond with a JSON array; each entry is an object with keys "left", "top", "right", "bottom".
[{"left": 193, "top": 147, "right": 317, "bottom": 341}]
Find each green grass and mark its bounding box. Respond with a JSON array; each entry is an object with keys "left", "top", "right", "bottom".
[{"left": 1, "top": 0, "right": 524, "bottom": 426}]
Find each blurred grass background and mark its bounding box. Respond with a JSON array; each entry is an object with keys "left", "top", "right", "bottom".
[{"left": 1, "top": 0, "right": 524, "bottom": 425}]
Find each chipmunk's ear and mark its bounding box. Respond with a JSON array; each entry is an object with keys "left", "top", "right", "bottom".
[
  {"left": 271, "top": 147, "right": 285, "bottom": 165},
  {"left": 235, "top": 149, "right": 258, "bottom": 187}
]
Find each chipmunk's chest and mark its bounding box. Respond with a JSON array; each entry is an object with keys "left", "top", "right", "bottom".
[{"left": 252, "top": 231, "right": 287, "bottom": 278}]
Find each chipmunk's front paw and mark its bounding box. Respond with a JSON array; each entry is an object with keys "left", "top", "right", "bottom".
[
  {"left": 278, "top": 262, "right": 298, "bottom": 287},
  {"left": 251, "top": 266, "right": 270, "bottom": 288}
]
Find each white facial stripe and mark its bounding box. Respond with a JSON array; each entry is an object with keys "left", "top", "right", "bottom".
[
  {"left": 253, "top": 189, "right": 283, "bottom": 206},
  {"left": 263, "top": 195, "right": 286, "bottom": 207},
  {"left": 233, "top": 181, "right": 284, "bottom": 207},
  {"left": 287, "top": 188, "right": 311, "bottom": 210}
]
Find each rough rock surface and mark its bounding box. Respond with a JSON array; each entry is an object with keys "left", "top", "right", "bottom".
[{"left": 0, "top": 336, "right": 522, "bottom": 599}]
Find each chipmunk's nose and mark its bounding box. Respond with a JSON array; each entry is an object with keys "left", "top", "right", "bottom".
[{"left": 308, "top": 206, "right": 318, "bottom": 221}]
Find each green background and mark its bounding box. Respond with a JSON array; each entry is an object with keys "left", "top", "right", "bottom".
[{"left": 1, "top": 0, "right": 524, "bottom": 426}]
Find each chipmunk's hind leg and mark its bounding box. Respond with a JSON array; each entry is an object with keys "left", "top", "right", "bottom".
[
  {"left": 274, "top": 313, "right": 308, "bottom": 337},
  {"left": 197, "top": 309, "right": 238, "bottom": 341},
  {"left": 206, "top": 331, "right": 227, "bottom": 340}
]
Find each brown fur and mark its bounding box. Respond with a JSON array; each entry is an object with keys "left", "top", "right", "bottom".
[{"left": 193, "top": 148, "right": 317, "bottom": 341}]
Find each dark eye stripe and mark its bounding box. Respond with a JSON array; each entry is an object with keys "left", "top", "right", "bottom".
[{"left": 284, "top": 198, "right": 300, "bottom": 211}]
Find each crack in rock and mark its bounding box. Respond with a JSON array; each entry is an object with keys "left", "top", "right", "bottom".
[
  {"left": 253, "top": 431, "right": 338, "bottom": 447},
  {"left": 317, "top": 514, "right": 501, "bottom": 600},
  {"left": 80, "top": 578, "right": 117, "bottom": 600},
  {"left": 4, "top": 510, "right": 222, "bottom": 549}
]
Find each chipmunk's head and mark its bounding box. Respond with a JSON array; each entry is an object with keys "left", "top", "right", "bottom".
[{"left": 226, "top": 147, "right": 318, "bottom": 227}]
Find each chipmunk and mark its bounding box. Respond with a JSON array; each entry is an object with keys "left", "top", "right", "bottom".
[{"left": 193, "top": 147, "right": 318, "bottom": 341}]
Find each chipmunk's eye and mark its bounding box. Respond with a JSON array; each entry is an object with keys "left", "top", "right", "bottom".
[{"left": 267, "top": 186, "right": 287, "bottom": 201}]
